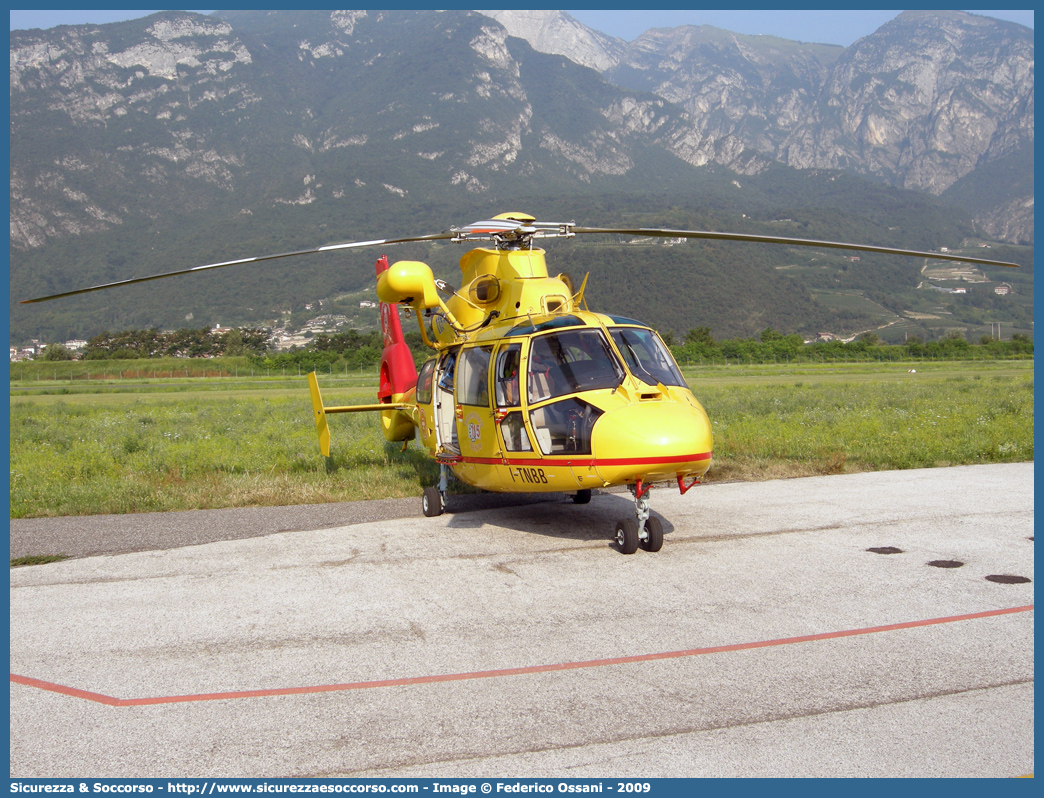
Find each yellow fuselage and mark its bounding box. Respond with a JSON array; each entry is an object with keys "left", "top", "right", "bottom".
[
  {"left": 368, "top": 244, "right": 713, "bottom": 493},
  {"left": 380, "top": 246, "right": 714, "bottom": 493}
]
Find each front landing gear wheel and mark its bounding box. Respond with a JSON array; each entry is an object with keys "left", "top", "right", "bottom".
[
  {"left": 614, "top": 518, "right": 639, "bottom": 554},
  {"left": 422, "top": 486, "right": 444, "bottom": 517},
  {"left": 573, "top": 489, "right": 592, "bottom": 504},
  {"left": 639, "top": 516, "right": 663, "bottom": 552}
]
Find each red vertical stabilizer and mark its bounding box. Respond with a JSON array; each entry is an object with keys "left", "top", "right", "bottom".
[{"left": 376, "top": 255, "right": 419, "bottom": 403}]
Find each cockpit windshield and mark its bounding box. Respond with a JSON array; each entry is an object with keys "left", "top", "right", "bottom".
[
  {"left": 528, "top": 329, "right": 625, "bottom": 403},
  {"left": 610, "top": 327, "right": 687, "bottom": 388}
]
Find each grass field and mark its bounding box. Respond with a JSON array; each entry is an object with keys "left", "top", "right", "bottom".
[{"left": 9, "top": 360, "right": 1033, "bottom": 518}]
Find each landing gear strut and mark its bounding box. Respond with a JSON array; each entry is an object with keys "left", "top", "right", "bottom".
[
  {"left": 614, "top": 480, "right": 663, "bottom": 554},
  {"left": 422, "top": 463, "right": 451, "bottom": 517}
]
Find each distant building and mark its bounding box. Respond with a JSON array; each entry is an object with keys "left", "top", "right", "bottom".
[
  {"left": 272, "top": 333, "right": 311, "bottom": 351},
  {"left": 994, "top": 284, "right": 1011, "bottom": 295}
]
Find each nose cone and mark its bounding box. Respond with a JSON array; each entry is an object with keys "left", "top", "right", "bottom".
[{"left": 590, "top": 399, "right": 713, "bottom": 485}]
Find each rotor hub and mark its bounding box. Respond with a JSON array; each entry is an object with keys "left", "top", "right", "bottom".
[{"left": 451, "top": 220, "right": 575, "bottom": 250}]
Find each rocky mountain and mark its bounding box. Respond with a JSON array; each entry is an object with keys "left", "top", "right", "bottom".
[
  {"left": 477, "top": 9, "right": 626, "bottom": 73},
  {"left": 11, "top": 13, "right": 255, "bottom": 249},
  {"left": 480, "top": 10, "right": 1034, "bottom": 244},
  {"left": 781, "top": 13, "right": 1033, "bottom": 200},
  {"left": 8, "top": 9, "right": 1034, "bottom": 343},
  {"left": 484, "top": 11, "right": 842, "bottom": 157},
  {"left": 10, "top": 9, "right": 755, "bottom": 254}
]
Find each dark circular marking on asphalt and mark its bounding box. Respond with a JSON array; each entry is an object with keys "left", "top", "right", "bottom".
[
  {"left": 867, "top": 546, "right": 904, "bottom": 555},
  {"left": 985, "top": 574, "right": 1032, "bottom": 584},
  {"left": 928, "top": 560, "right": 964, "bottom": 568}
]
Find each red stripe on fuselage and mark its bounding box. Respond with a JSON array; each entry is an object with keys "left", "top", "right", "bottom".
[{"left": 457, "top": 452, "right": 712, "bottom": 468}]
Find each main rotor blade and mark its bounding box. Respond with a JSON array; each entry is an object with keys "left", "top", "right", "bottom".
[
  {"left": 572, "top": 227, "right": 1020, "bottom": 269},
  {"left": 19, "top": 230, "right": 456, "bottom": 304},
  {"left": 20, "top": 217, "right": 1020, "bottom": 305}
]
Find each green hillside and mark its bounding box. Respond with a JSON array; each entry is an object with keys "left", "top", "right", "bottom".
[{"left": 12, "top": 163, "right": 1032, "bottom": 344}]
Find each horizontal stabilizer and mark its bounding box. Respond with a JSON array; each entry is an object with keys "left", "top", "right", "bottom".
[{"left": 308, "top": 371, "right": 412, "bottom": 456}]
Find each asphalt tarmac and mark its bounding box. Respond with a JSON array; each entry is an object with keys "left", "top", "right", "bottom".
[{"left": 9, "top": 463, "right": 1034, "bottom": 778}]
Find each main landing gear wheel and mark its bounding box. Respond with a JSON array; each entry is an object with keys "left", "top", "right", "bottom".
[
  {"left": 639, "top": 516, "right": 663, "bottom": 552},
  {"left": 422, "top": 486, "right": 444, "bottom": 517},
  {"left": 573, "top": 489, "right": 592, "bottom": 504},
  {"left": 614, "top": 518, "right": 639, "bottom": 554}
]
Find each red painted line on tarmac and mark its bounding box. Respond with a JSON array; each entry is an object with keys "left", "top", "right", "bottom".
[
  {"left": 9, "top": 674, "right": 123, "bottom": 706},
  {"left": 11, "top": 604, "right": 1032, "bottom": 707}
]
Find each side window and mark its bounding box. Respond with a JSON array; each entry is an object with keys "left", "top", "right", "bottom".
[
  {"left": 437, "top": 348, "right": 458, "bottom": 393},
  {"left": 500, "top": 411, "right": 532, "bottom": 452},
  {"left": 528, "top": 336, "right": 554, "bottom": 403},
  {"left": 456, "top": 346, "right": 493, "bottom": 406},
  {"left": 494, "top": 344, "right": 522, "bottom": 407},
  {"left": 415, "top": 359, "right": 436, "bottom": 404}
]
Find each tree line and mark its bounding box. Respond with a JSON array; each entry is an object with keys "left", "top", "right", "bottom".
[
  {"left": 665, "top": 327, "right": 1034, "bottom": 363},
  {"left": 40, "top": 326, "right": 430, "bottom": 372},
  {"left": 66, "top": 327, "right": 273, "bottom": 360},
  {"left": 245, "top": 330, "right": 429, "bottom": 373},
  {"left": 32, "top": 323, "right": 1033, "bottom": 368}
]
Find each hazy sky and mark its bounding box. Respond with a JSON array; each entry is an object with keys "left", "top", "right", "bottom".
[
  {"left": 9, "top": 9, "right": 1035, "bottom": 48},
  {"left": 567, "top": 9, "right": 1032, "bottom": 45}
]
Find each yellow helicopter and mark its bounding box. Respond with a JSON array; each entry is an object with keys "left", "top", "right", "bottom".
[{"left": 23, "top": 213, "right": 1018, "bottom": 553}]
